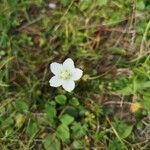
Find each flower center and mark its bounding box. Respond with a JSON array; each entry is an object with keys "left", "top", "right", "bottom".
[{"left": 59, "top": 69, "right": 71, "bottom": 80}]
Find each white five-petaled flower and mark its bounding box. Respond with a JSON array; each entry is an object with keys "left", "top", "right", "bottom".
[{"left": 49, "top": 58, "right": 83, "bottom": 92}]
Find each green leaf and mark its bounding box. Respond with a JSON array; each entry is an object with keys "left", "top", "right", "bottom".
[
  {"left": 109, "top": 47, "right": 126, "bottom": 55},
  {"left": 63, "top": 106, "right": 79, "bottom": 119},
  {"left": 55, "top": 95, "right": 67, "bottom": 105},
  {"left": 60, "top": 114, "right": 74, "bottom": 126},
  {"left": 116, "top": 84, "right": 133, "bottom": 96},
  {"left": 97, "top": 0, "right": 107, "bottom": 6},
  {"left": 137, "top": 1, "right": 145, "bottom": 10},
  {"left": 15, "top": 100, "right": 29, "bottom": 113},
  {"left": 56, "top": 124, "right": 70, "bottom": 142},
  {"left": 27, "top": 121, "right": 39, "bottom": 137},
  {"left": 61, "top": 0, "right": 70, "bottom": 7},
  {"left": 142, "top": 95, "right": 150, "bottom": 112},
  {"left": 79, "top": 0, "right": 92, "bottom": 11},
  {"left": 1, "top": 117, "right": 14, "bottom": 128},
  {"left": 44, "top": 104, "right": 56, "bottom": 121},
  {"left": 113, "top": 120, "right": 133, "bottom": 139},
  {"left": 71, "top": 123, "right": 87, "bottom": 139},
  {"left": 69, "top": 97, "right": 79, "bottom": 106},
  {"left": 134, "top": 81, "right": 150, "bottom": 92},
  {"left": 7, "top": 0, "right": 17, "bottom": 8},
  {"left": 43, "top": 134, "right": 60, "bottom": 150},
  {"left": 95, "top": 131, "right": 108, "bottom": 141},
  {"left": 108, "top": 138, "right": 126, "bottom": 150},
  {"left": 121, "top": 125, "right": 133, "bottom": 139}
]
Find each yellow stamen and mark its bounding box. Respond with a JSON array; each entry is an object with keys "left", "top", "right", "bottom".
[
  {"left": 59, "top": 69, "right": 71, "bottom": 80},
  {"left": 130, "top": 102, "right": 141, "bottom": 113}
]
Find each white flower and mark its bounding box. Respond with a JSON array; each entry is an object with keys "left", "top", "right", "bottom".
[
  {"left": 49, "top": 58, "right": 83, "bottom": 92},
  {"left": 48, "top": 3, "right": 56, "bottom": 9}
]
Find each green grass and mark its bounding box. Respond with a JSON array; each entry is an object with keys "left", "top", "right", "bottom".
[{"left": 0, "top": 0, "right": 150, "bottom": 149}]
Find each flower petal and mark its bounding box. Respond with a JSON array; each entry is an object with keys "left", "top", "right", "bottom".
[
  {"left": 63, "top": 58, "right": 74, "bottom": 70},
  {"left": 72, "top": 68, "right": 83, "bottom": 81},
  {"left": 50, "top": 62, "right": 62, "bottom": 75},
  {"left": 62, "top": 80, "right": 75, "bottom": 92},
  {"left": 49, "top": 76, "right": 62, "bottom": 87}
]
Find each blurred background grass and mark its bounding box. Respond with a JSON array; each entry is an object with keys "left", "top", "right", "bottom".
[{"left": 0, "top": 0, "right": 150, "bottom": 149}]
